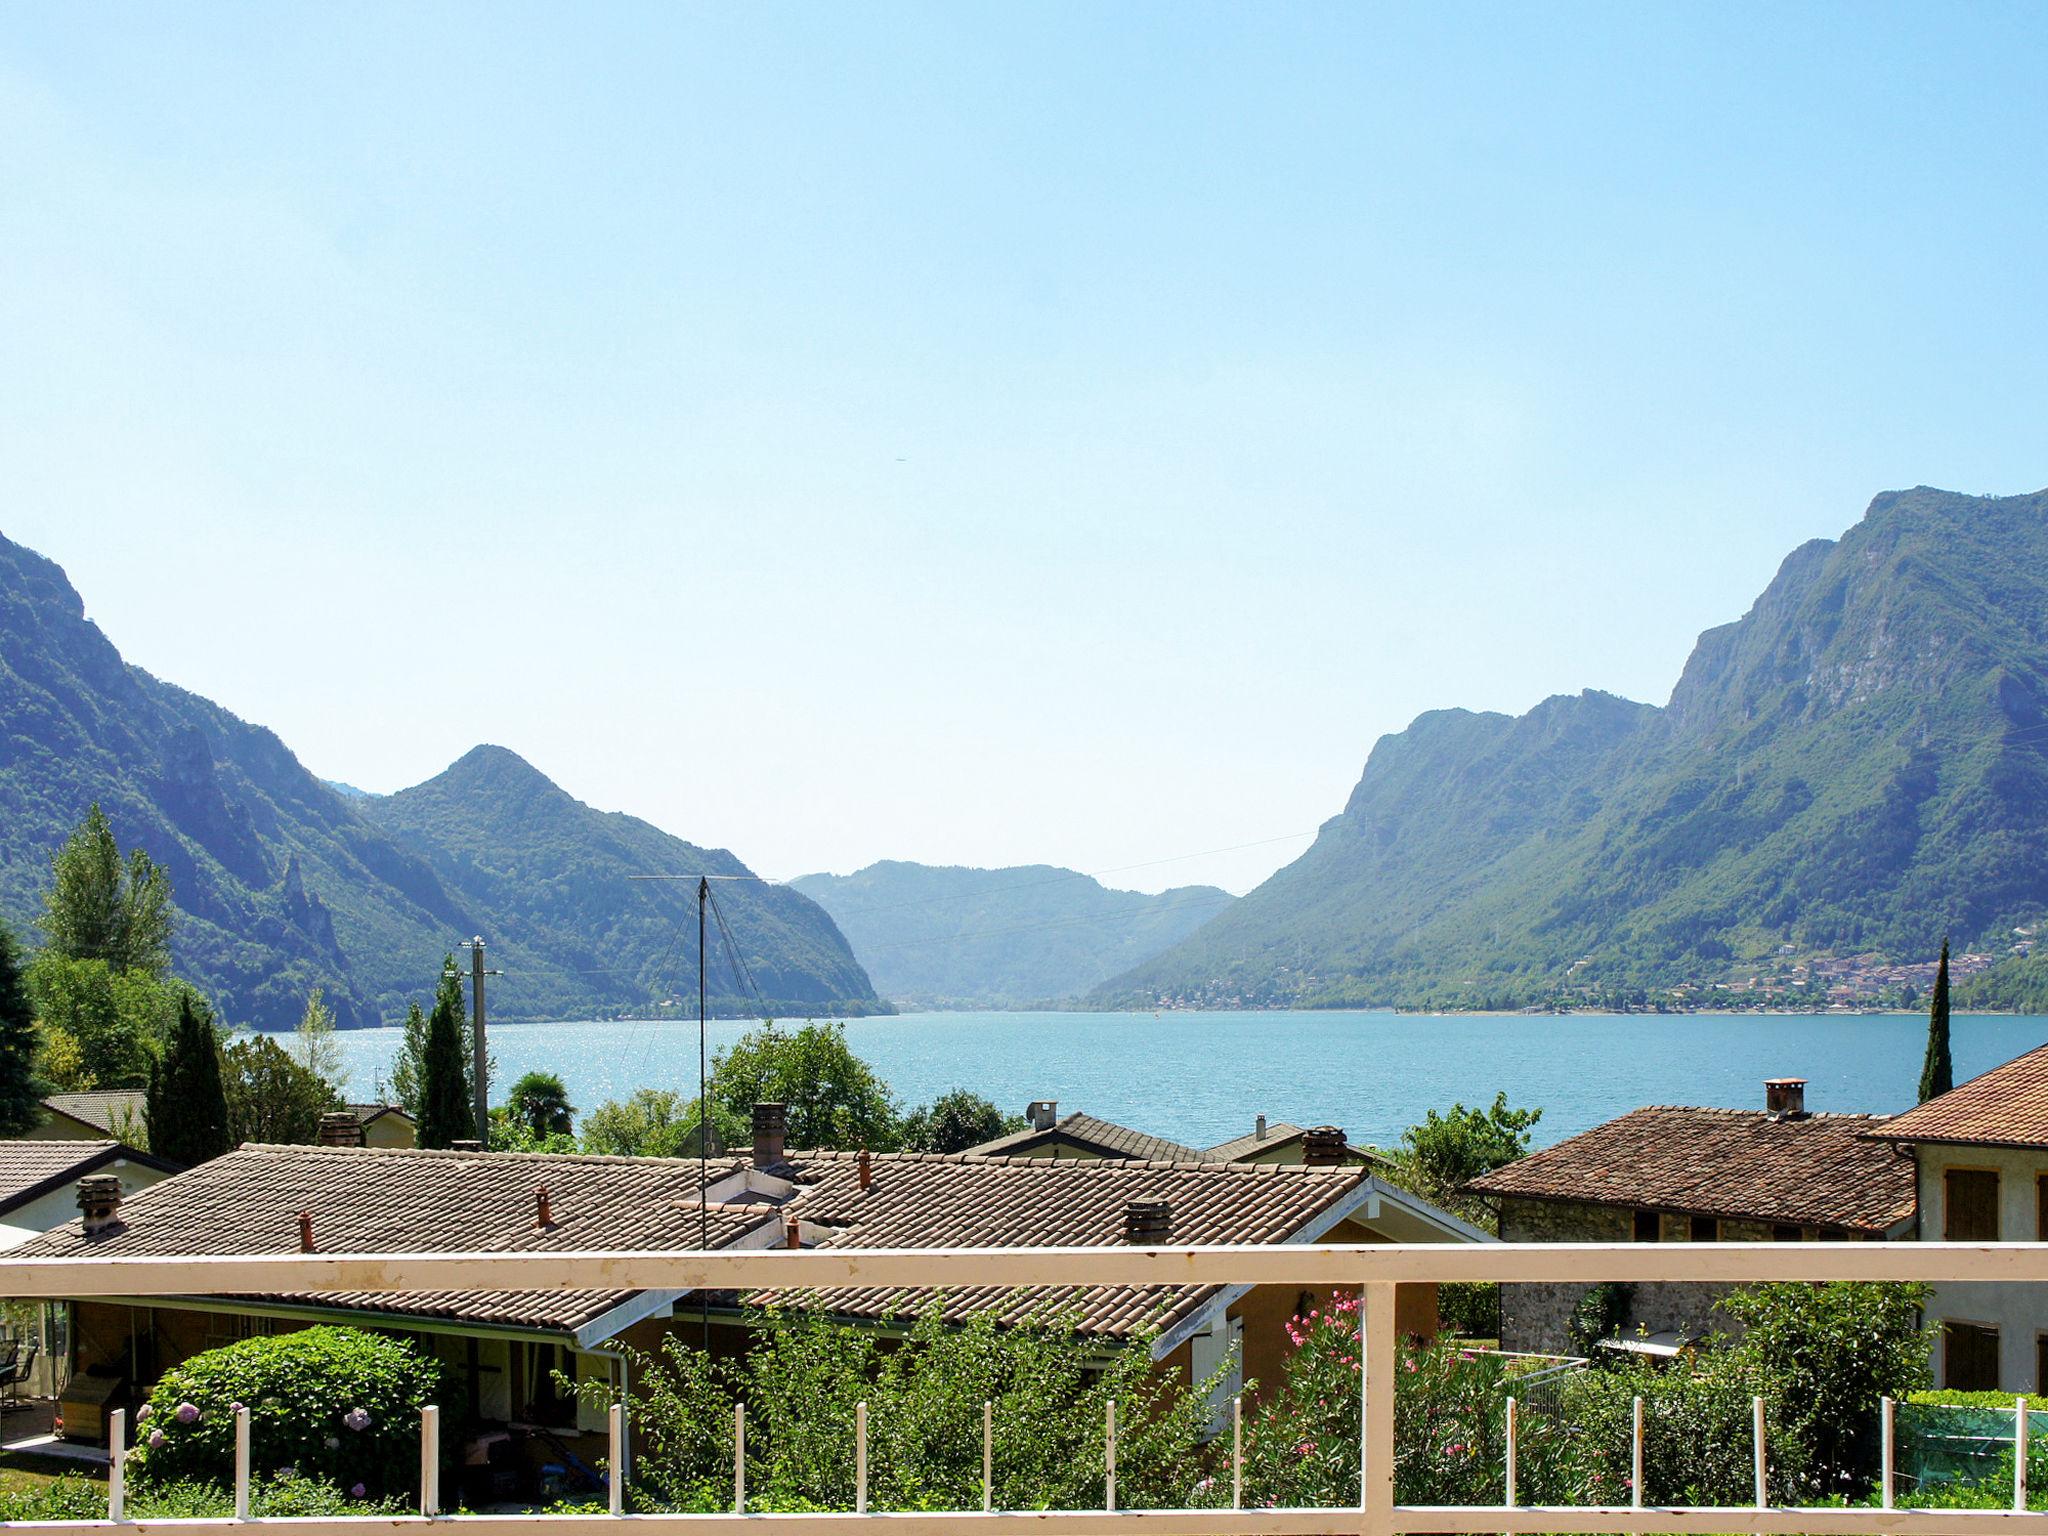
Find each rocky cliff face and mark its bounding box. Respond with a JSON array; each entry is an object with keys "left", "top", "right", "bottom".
[{"left": 1096, "top": 487, "right": 2048, "bottom": 1009}]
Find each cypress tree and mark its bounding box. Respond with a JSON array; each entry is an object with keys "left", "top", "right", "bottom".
[
  {"left": 1918, "top": 937, "right": 1954, "bottom": 1104},
  {"left": 146, "top": 994, "right": 231, "bottom": 1165},
  {"left": 0, "top": 920, "right": 42, "bottom": 1136},
  {"left": 417, "top": 961, "right": 471, "bottom": 1149}
]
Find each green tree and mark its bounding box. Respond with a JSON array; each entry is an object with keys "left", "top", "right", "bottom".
[
  {"left": 505, "top": 1070, "right": 574, "bottom": 1139},
  {"left": 1919, "top": 938, "right": 1954, "bottom": 1103},
  {"left": 579, "top": 1088, "right": 719, "bottom": 1158},
  {"left": 709, "top": 1021, "right": 901, "bottom": 1151},
  {"left": 1382, "top": 1091, "right": 1542, "bottom": 1226},
  {"left": 28, "top": 956, "right": 181, "bottom": 1089},
  {"left": 37, "top": 803, "right": 173, "bottom": 977},
  {"left": 899, "top": 1088, "right": 1019, "bottom": 1153},
  {"left": 146, "top": 995, "right": 231, "bottom": 1165},
  {"left": 288, "top": 987, "right": 343, "bottom": 1092},
  {"left": 416, "top": 962, "right": 472, "bottom": 1149},
  {"left": 0, "top": 921, "right": 44, "bottom": 1135},
  {"left": 385, "top": 1001, "right": 429, "bottom": 1117},
  {"left": 222, "top": 1034, "right": 342, "bottom": 1145}
]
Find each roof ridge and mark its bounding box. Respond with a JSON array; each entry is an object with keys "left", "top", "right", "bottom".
[{"left": 238, "top": 1142, "right": 749, "bottom": 1173}]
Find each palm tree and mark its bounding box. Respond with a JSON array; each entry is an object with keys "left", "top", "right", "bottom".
[{"left": 507, "top": 1071, "right": 576, "bottom": 1139}]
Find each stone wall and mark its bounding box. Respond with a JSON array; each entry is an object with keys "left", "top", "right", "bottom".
[{"left": 1496, "top": 1200, "right": 1769, "bottom": 1355}]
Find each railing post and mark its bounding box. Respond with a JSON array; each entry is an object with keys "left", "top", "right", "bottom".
[
  {"left": 856, "top": 1399, "right": 868, "bottom": 1514},
  {"left": 1232, "top": 1393, "right": 1243, "bottom": 1511},
  {"left": 734, "top": 1402, "right": 746, "bottom": 1513},
  {"left": 108, "top": 1408, "right": 126, "bottom": 1522},
  {"left": 982, "top": 1400, "right": 993, "bottom": 1512},
  {"left": 2018, "top": 1395, "right": 2030, "bottom": 1512},
  {"left": 1881, "top": 1395, "right": 1895, "bottom": 1511},
  {"left": 1361, "top": 1280, "right": 1396, "bottom": 1535},
  {"left": 1105, "top": 1398, "right": 1117, "bottom": 1513},
  {"left": 233, "top": 1403, "right": 251, "bottom": 1520},
  {"left": 608, "top": 1402, "right": 625, "bottom": 1517},
  {"left": 1504, "top": 1394, "right": 1518, "bottom": 1507},
  {"left": 420, "top": 1404, "right": 440, "bottom": 1516},
  {"left": 1752, "top": 1394, "right": 1767, "bottom": 1509},
  {"left": 1631, "top": 1394, "right": 1645, "bottom": 1509}
]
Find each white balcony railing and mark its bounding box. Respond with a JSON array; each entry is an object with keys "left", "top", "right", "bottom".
[{"left": 6, "top": 1240, "right": 2048, "bottom": 1534}]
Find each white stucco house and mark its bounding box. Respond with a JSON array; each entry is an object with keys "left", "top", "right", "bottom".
[{"left": 1872, "top": 1042, "right": 2048, "bottom": 1392}]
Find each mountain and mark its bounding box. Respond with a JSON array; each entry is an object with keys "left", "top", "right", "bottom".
[
  {"left": 0, "top": 531, "right": 883, "bottom": 1028},
  {"left": 361, "top": 747, "right": 880, "bottom": 1019},
  {"left": 1095, "top": 486, "right": 2048, "bottom": 1009},
  {"left": 791, "top": 861, "right": 1234, "bottom": 1007}
]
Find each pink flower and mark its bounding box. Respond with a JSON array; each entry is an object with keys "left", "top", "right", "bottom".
[
  {"left": 136, "top": 1404, "right": 153, "bottom": 1421},
  {"left": 350, "top": 1484, "right": 367, "bottom": 1500},
  {"left": 1295, "top": 1440, "right": 1315, "bottom": 1457},
  {"left": 174, "top": 1402, "right": 200, "bottom": 1424},
  {"left": 148, "top": 1429, "right": 165, "bottom": 1449},
  {"left": 343, "top": 1407, "right": 372, "bottom": 1432}
]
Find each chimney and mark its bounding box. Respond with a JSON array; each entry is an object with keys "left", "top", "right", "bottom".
[
  {"left": 77, "top": 1174, "right": 123, "bottom": 1235},
  {"left": 318, "top": 1112, "right": 365, "bottom": 1148},
  {"left": 1027, "top": 1100, "right": 1058, "bottom": 1131},
  {"left": 451, "top": 1139, "right": 484, "bottom": 1153},
  {"left": 298, "top": 1211, "right": 315, "bottom": 1253},
  {"left": 1303, "top": 1126, "right": 1348, "bottom": 1168},
  {"left": 534, "top": 1187, "right": 554, "bottom": 1229},
  {"left": 1124, "top": 1200, "right": 1172, "bottom": 1245},
  {"left": 1255, "top": 1114, "right": 1268, "bottom": 1141},
  {"left": 1765, "top": 1078, "right": 1808, "bottom": 1119},
  {"left": 784, "top": 1214, "right": 802, "bottom": 1249},
  {"left": 752, "top": 1102, "right": 788, "bottom": 1167},
  {"left": 858, "top": 1148, "right": 872, "bottom": 1191}
]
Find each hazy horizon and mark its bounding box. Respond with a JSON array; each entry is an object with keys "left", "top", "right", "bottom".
[{"left": 6, "top": 5, "right": 2044, "bottom": 895}]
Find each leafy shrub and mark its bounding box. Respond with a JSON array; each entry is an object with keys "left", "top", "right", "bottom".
[
  {"left": 567, "top": 1300, "right": 1225, "bottom": 1512},
  {"left": 1909, "top": 1390, "right": 2048, "bottom": 1410},
  {"left": 125, "top": 1326, "right": 441, "bottom": 1499},
  {"left": 0, "top": 1472, "right": 404, "bottom": 1521}
]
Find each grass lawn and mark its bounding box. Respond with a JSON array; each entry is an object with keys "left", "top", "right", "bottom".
[{"left": 0, "top": 1450, "right": 102, "bottom": 1494}]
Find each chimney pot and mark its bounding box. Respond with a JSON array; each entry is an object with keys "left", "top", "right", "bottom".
[
  {"left": 858, "top": 1148, "right": 872, "bottom": 1191},
  {"left": 1255, "top": 1114, "right": 1268, "bottom": 1140},
  {"left": 535, "top": 1186, "right": 553, "bottom": 1228},
  {"left": 1765, "top": 1078, "right": 1808, "bottom": 1119},
  {"left": 298, "top": 1211, "right": 315, "bottom": 1253},
  {"left": 77, "top": 1174, "right": 123, "bottom": 1235},
  {"left": 1027, "top": 1100, "right": 1058, "bottom": 1132},
  {"left": 784, "top": 1214, "right": 802, "bottom": 1249},
  {"left": 318, "top": 1111, "right": 365, "bottom": 1148},
  {"left": 1124, "top": 1200, "right": 1172, "bottom": 1245},
  {"left": 752, "top": 1103, "right": 788, "bottom": 1167},
  {"left": 1303, "top": 1126, "right": 1348, "bottom": 1167}
]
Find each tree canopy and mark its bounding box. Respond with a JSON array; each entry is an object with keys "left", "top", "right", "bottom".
[
  {"left": 37, "top": 803, "right": 173, "bottom": 977},
  {"left": 0, "top": 920, "right": 42, "bottom": 1136},
  {"left": 223, "top": 1034, "right": 343, "bottom": 1145},
  {"left": 708, "top": 1021, "right": 901, "bottom": 1151},
  {"left": 415, "top": 962, "right": 472, "bottom": 1149},
  {"left": 146, "top": 994, "right": 230, "bottom": 1165}
]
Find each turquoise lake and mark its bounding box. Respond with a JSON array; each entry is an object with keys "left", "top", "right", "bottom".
[{"left": 330, "top": 1010, "right": 2048, "bottom": 1151}]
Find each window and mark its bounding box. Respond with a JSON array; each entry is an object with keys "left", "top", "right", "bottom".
[
  {"left": 2038, "top": 1175, "right": 2048, "bottom": 1239},
  {"left": 1633, "top": 1210, "right": 1660, "bottom": 1242},
  {"left": 1771, "top": 1224, "right": 1803, "bottom": 1242},
  {"left": 1945, "top": 1322, "right": 2001, "bottom": 1392},
  {"left": 2039, "top": 1335, "right": 2048, "bottom": 1396},
  {"left": 1689, "top": 1214, "right": 1719, "bottom": 1242},
  {"left": 1946, "top": 1169, "right": 2001, "bottom": 1241}
]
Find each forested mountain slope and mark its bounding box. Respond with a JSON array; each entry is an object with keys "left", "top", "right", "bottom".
[
  {"left": 0, "top": 532, "right": 881, "bottom": 1026},
  {"left": 792, "top": 861, "right": 1232, "bottom": 1006},
  {"left": 1096, "top": 487, "right": 2048, "bottom": 1009}
]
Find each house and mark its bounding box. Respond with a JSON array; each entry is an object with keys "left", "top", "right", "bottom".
[
  {"left": 1866, "top": 1041, "right": 2048, "bottom": 1392},
  {"left": 1466, "top": 1077, "right": 1915, "bottom": 1356},
  {"left": 13, "top": 1104, "right": 1486, "bottom": 1490},
  {"left": 0, "top": 1140, "right": 180, "bottom": 1399},
  {"left": 22, "top": 1094, "right": 416, "bottom": 1151},
  {"left": 968, "top": 1103, "right": 1382, "bottom": 1167}
]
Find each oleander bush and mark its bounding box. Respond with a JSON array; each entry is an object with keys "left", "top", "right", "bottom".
[{"left": 124, "top": 1325, "right": 441, "bottom": 1500}]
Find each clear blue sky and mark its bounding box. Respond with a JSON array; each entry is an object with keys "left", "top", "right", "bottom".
[{"left": 3, "top": 4, "right": 2044, "bottom": 894}]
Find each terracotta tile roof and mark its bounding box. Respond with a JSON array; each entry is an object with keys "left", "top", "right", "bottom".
[
  {"left": 12, "top": 1143, "right": 1382, "bottom": 1341},
  {"left": 11, "top": 1144, "right": 777, "bottom": 1334},
  {"left": 1204, "top": 1122, "right": 1309, "bottom": 1161},
  {"left": 1869, "top": 1042, "right": 2048, "bottom": 1148},
  {"left": 0, "top": 1141, "right": 175, "bottom": 1216},
  {"left": 1464, "top": 1106, "right": 1915, "bottom": 1234},
  {"left": 40, "top": 1091, "right": 147, "bottom": 1135},
  {"left": 966, "top": 1112, "right": 1202, "bottom": 1163},
  {"left": 752, "top": 1150, "right": 1371, "bottom": 1338}
]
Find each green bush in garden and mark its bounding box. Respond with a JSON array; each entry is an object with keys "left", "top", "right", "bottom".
[
  {"left": 125, "top": 1326, "right": 441, "bottom": 1500},
  {"left": 0, "top": 1472, "right": 406, "bottom": 1520},
  {"left": 566, "top": 1300, "right": 1227, "bottom": 1512}
]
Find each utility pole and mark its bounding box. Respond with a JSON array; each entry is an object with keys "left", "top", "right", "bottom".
[{"left": 462, "top": 936, "right": 494, "bottom": 1145}]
